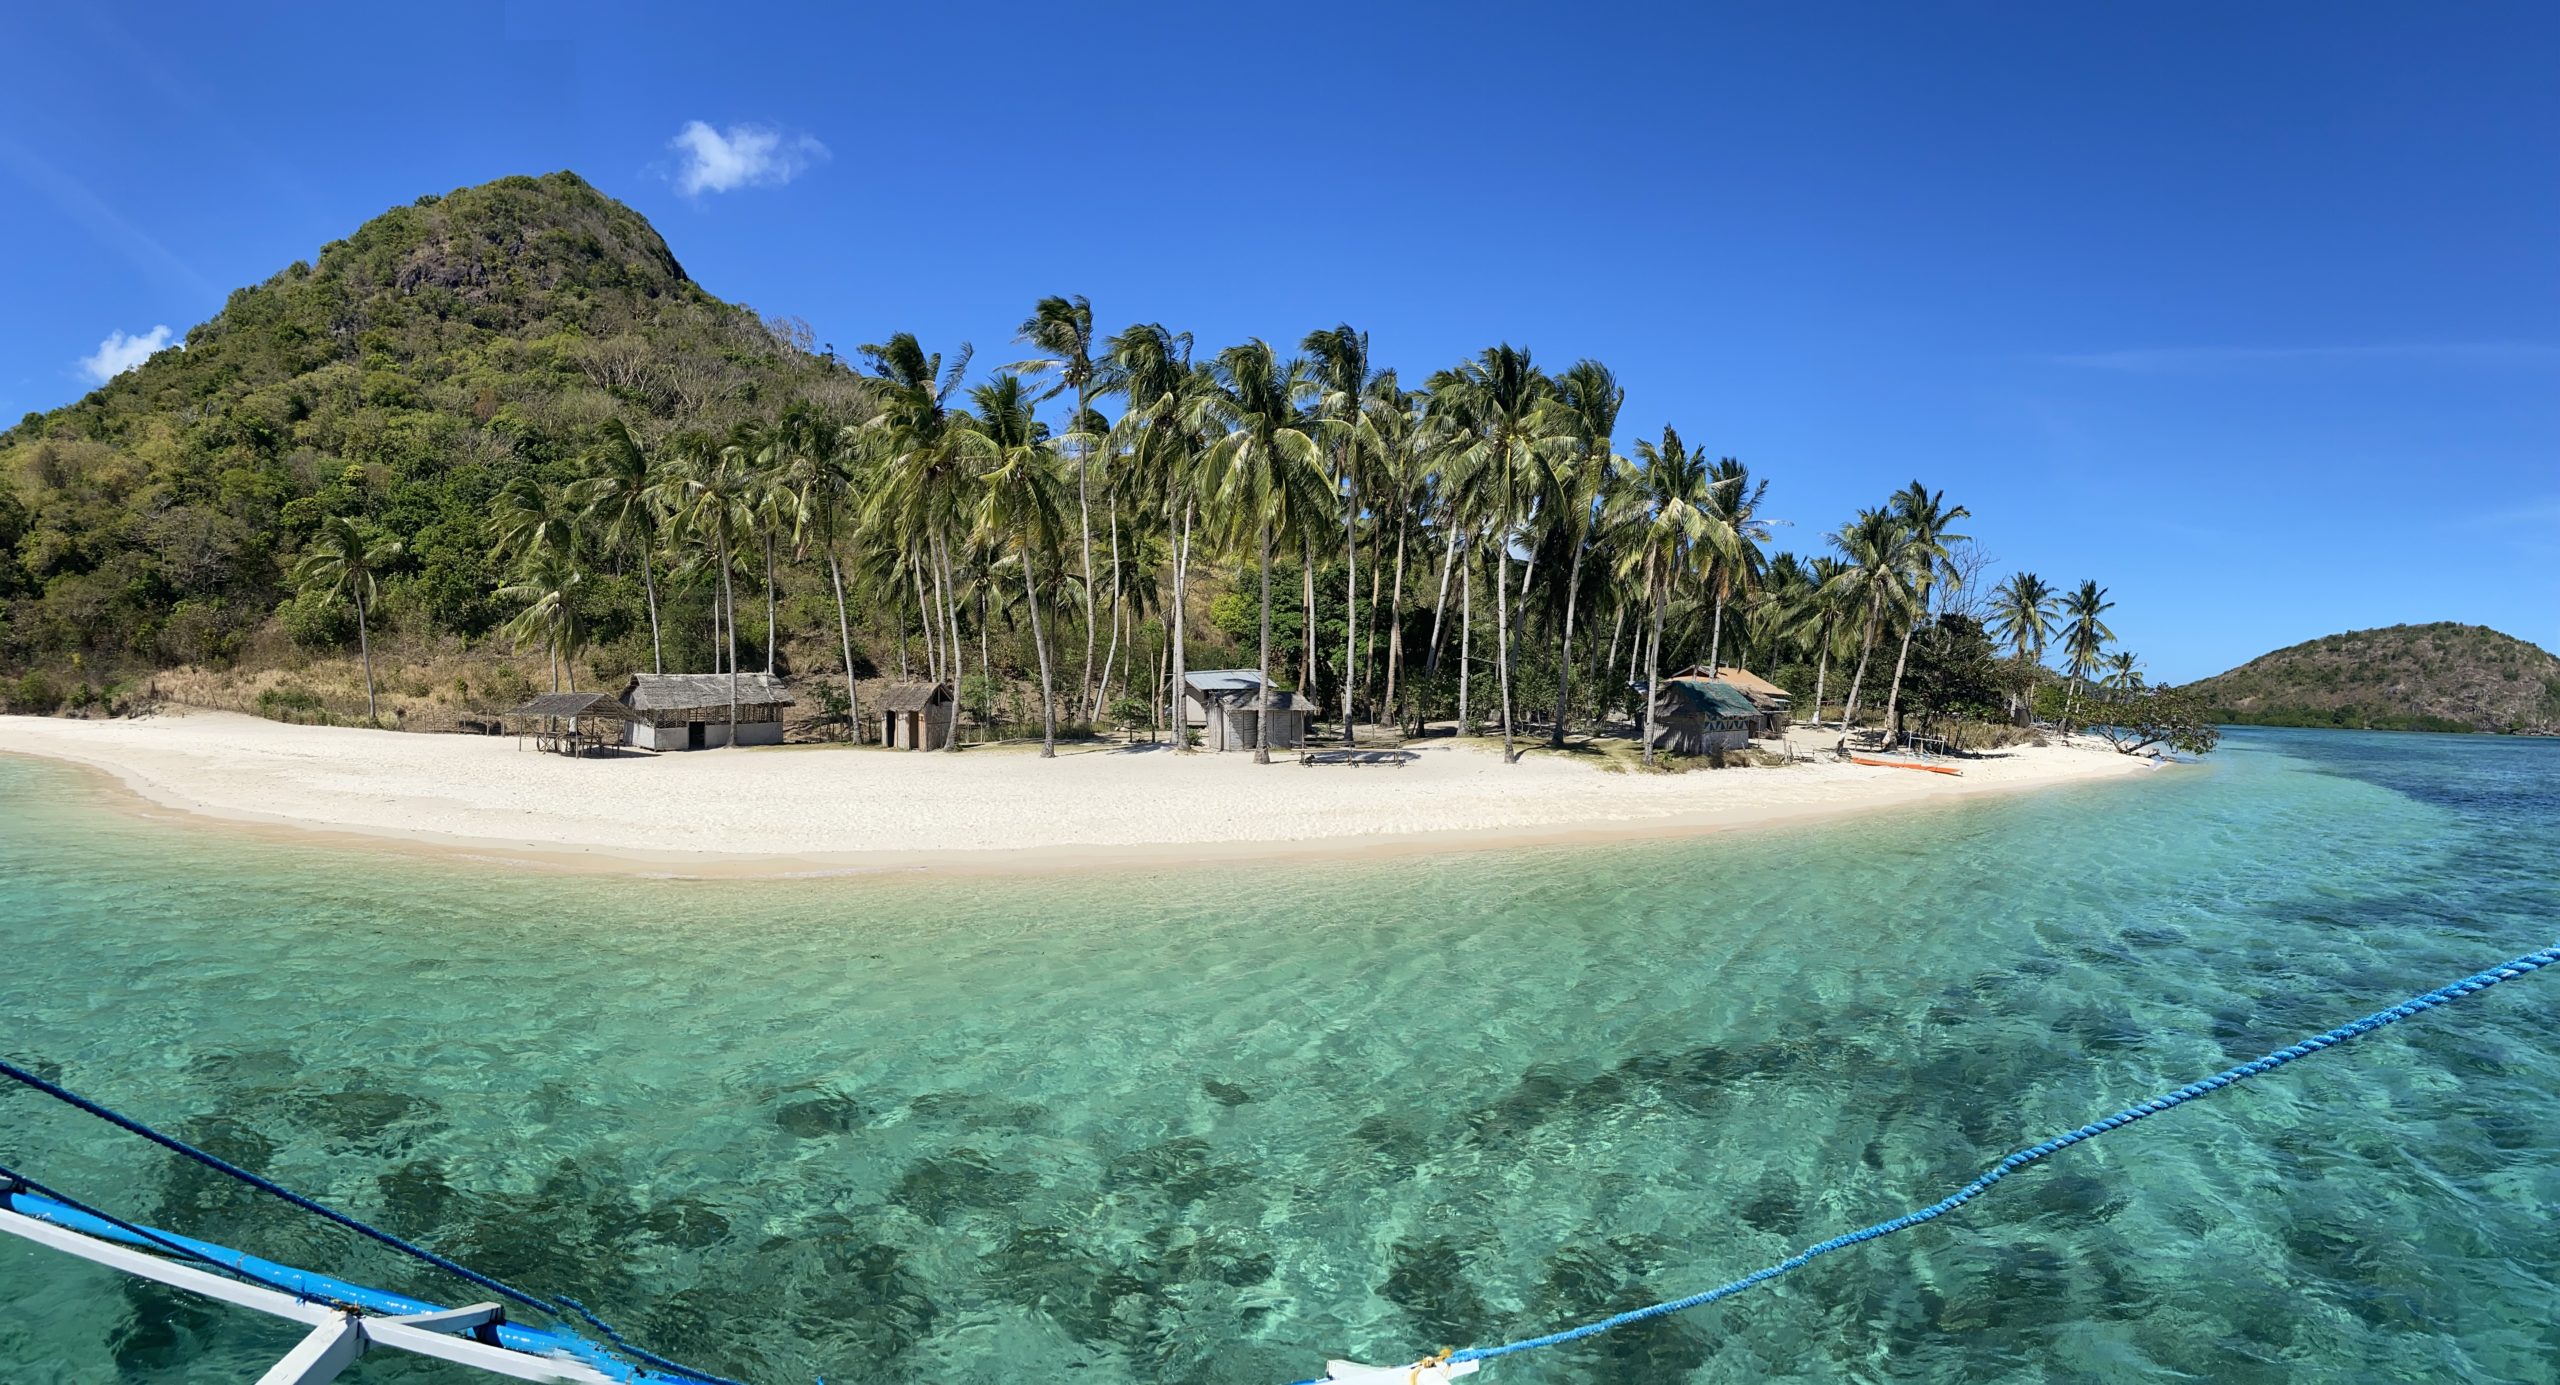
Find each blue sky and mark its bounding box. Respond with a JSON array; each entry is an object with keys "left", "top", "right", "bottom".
[{"left": 4, "top": 4, "right": 2554, "bottom": 680}]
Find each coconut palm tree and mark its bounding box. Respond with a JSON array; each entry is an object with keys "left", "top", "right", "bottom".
[
  {"left": 572, "top": 420, "right": 668, "bottom": 674},
  {"left": 1011, "top": 295, "right": 1101, "bottom": 710},
  {"left": 499, "top": 549, "right": 588, "bottom": 693},
  {"left": 1192, "top": 340, "right": 1328, "bottom": 765},
  {"left": 2060, "top": 579, "right": 2116, "bottom": 733},
  {"left": 486, "top": 475, "right": 578, "bottom": 573},
  {"left": 1699, "top": 456, "right": 1772, "bottom": 682},
  {"left": 1827, "top": 507, "right": 1922, "bottom": 748},
  {"left": 1103, "top": 323, "right": 1205, "bottom": 747},
  {"left": 858, "top": 333, "right": 976, "bottom": 753},
  {"left": 2102, "top": 649, "right": 2143, "bottom": 689},
  {"left": 1989, "top": 571, "right": 2058, "bottom": 665},
  {"left": 1877, "top": 481, "right": 1970, "bottom": 746},
  {"left": 658, "top": 431, "right": 757, "bottom": 741},
  {"left": 778, "top": 412, "right": 867, "bottom": 735},
  {"left": 1302, "top": 324, "right": 1378, "bottom": 743},
  {"left": 1614, "top": 426, "right": 1719, "bottom": 765},
  {"left": 1425, "top": 345, "right": 1561, "bottom": 763},
  {"left": 292, "top": 516, "right": 402, "bottom": 722},
  {"left": 965, "top": 375, "right": 1071, "bottom": 757},
  {"left": 1546, "top": 359, "right": 1623, "bottom": 746}
]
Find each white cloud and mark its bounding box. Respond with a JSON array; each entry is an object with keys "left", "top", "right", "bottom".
[
  {"left": 79, "top": 325, "right": 177, "bottom": 384},
  {"left": 667, "top": 120, "right": 828, "bottom": 196}
]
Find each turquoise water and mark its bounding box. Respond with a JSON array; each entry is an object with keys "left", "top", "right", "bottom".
[{"left": 2, "top": 728, "right": 2554, "bottom": 1384}]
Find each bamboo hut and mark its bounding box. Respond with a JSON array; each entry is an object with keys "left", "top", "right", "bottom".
[
  {"left": 620, "top": 673, "right": 794, "bottom": 750},
  {"left": 503, "top": 691, "right": 641, "bottom": 756},
  {"left": 877, "top": 680, "right": 956, "bottom": 750},
  {"left": 1680, "top": 665, "right": 1792, "bottom": 736}
]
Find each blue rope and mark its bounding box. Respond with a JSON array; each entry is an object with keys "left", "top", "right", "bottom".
[
  {"left": 0, "top": 1057, "right": 749, "bottom": 1385},
  {"left": 0, "top": 1162, "right": 357, "bottom": 1311},
  {"left": 1309, "top": 938, "right": 2560, "bottom": 1381}
]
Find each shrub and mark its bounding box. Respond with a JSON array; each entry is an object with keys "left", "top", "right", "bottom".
[
  {"left": 6, "top": 671, "right": 64, "bottom": 714},
  {"left": 276, "top": 589, "right": 355, "bottom": 650},
  {"left": 255, "top": 684, "right": 330, "bottom": 724}
]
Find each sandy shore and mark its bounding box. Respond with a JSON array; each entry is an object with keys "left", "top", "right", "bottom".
[{"left": 0, "top": 710, "right": 2165, "bottom": 876}]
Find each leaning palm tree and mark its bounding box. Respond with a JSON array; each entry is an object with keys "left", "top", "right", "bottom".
[
  {"left": 498, "top": 549, "right": 588, "bottom": 693},
  {"left": 1010, "top": 295, "right": 1101, "bottom": 710},
  {"left": 965, "top": 375, "right": 1071, "bottom": 757},
  {"left": 571, "top": 419, "right": 668, "bottom": 673},
  {"left": 1192, "top": 340, "right": 1328, "bottom": 765},
  {"left": 1877, "top": 481, "right": 1970, "bottom": 746},
  {"left": 292, "top": 516, "right": 402, "bottom": 722},
  {"left": 1546, "top": 359, "right": 1623, "bottom": 747},
  {"left": 1613, "top": 426, "right": 1719, "bottom": 765},
  {"left": 2060, "top": 579, "right": 2116, "bottom": 733}
]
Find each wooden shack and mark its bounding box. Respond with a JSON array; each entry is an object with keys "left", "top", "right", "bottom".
[
  {"left": 877, "top": 680, "right": 956, "bottom": 750},
  {"left": 1679, "top": 664, "right": 1792, "bottom": 736},
  {"left": 621, "top": 673, "right": 794, "bottom": 750},
  {"left": 1649, "top": 677, "right": 1761, "bottom": 755},
  {"left": 1181, "top": 670, "right": 1321, "bottom": 751}
]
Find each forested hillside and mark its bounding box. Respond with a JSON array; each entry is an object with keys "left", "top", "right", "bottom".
[
  {"left": 0, "top": 171, "right": 859, "bottom": 686},
  {"left": 2193, "top": 623, "right": 2560, "bottom": 734}
]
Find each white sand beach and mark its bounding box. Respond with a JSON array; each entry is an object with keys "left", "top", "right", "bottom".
[{"left": 0, "top": 710, "right": 2164, "bottom": 875}]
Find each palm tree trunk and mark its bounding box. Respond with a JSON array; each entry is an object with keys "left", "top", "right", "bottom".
[
  {"left": 1302, "top": 532, "right": 1318, "bottom": 696},
  {"left": 1092, "top": 509, "right": 1123, "bottom": 722},
  {"left": 763, "top": 535, "right": 777, "bottom": 676},
  {"left": 1641, "top": 574, "right": 1666, "bottom": 766},
  {"left": 1382, "top": 522, "right": 1408, "bottom": 729},
  {"left": 640, "top": 550, "right": 664, "bottom": 674},
  {"left": 720, "top": 543, "right": 740, "bottom": 746},
  {"left": 939, "top": 535, "right": 964, "bottom": 753},
  {"left": 1457, "top": 545, "right": 1473, "bottom": 734},
  {"left": 1255, "top": 521, "right": 1273, "bottom": 765},
  {"left": 1024, "top": 553, "right": 1056, "bottom": 758},
  {"left": 912, "top": 562, "right": 936, "bottom": 682},
  {"left": 1425, "top": 524, "right": 1459, "bottom": 673},
  {"left": 1171, "top": 495, "right": 1194, "bottom": 754},
  {"left": 1838, "top": 598, "right": 1881, "bottom": 748},
  {"left": 1494, "top": 534, "right": 1516, "bottom": 762},
  {"left": 1342, "top": 470, "right": 1358, "bottom": 745},
  {"left": 355, "top": 588, "right": 377, "bottom": 723},
  {"left": 1812, "top": 620, "right": 1833, "bottom": 728},
  {"left": 1881, "top": 620, "right": 1916, "bottom": 748},
  {"left": 828, "top": 552, "right": 860, "bottom": 742},
  {"left": 1550, "top": 533, "right": 1586, "bottom": 747},
  {"left": 1706, "top": 589, "right": 1725, "bottom": 679},
  {"left": 1076, "top": 383, "right": 1097, "bottom": 720},
  {"left": 1604, "top": 600, "right": 1624, "bottom": 717}
]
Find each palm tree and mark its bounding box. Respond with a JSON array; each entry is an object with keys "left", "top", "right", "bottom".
[
  {"left": 780, "top": 412, "right": 867, "bottom": 736},
  {"left": 2060, "top": 579, "right": 2116, "bottom": 734},
  {"left": 2101, "top": 649, "right": 2143, "bottom": 689},
  {"left": 1547, "top": 360, "right": 1622, "bottom": 746},
  {"left": 499, "top": 549, "right": 588, "bottom": 692},
  {"left": 966, "top": 375, "right": 1071, "bottom": 757},
  {"left": 486, "top": 475, "right": 577, "bottom": 573},
  {"left": 1614, "top": 426, "right": 1718, "bottom": 765},
  {"left": 858, "top": 333, "right": 976, "bottom": 753},
  {"left": 571, "top": 419, "right": 667, "bottom": 674},
  {"left": 1877, "top": 481, "right": 1970, "bottom": 746},
  {"left": 1011, "top": 295, "right": 1100, "bottom": 712},
  {"left": 658, "top": 431, "right": 756, "bottom": 742},
  {"left": 1102, "top": 323, "right": 1205, "bottom": 748},
  {"left": 1802, "top": 555, "right": 1851, "bottom": 726},
  {"left": 1302, "top": 324, "right": 1377, "bottom": 745},
  {"left": 1827, "top": 507, "right": 1921, "bottom": 748},
  {"left": 1989, "top": 572, "right": 2058, "bottom": 665},
  {"left": 1699, "top": 456, "right": 1771, "bottom": 681},
  {"left": 1425, "top": 345, "right": 1560, "bottom": 763},
  {"left": 292, "top": 516, "right": 402, "bottom": 722},
  {"left": 1192, "top": 340, "right": 1327, "bottom": 765}
]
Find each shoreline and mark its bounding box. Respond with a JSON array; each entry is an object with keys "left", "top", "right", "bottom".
[{"left": 0, "top": 710, "right": 2172, "bottom": 879}]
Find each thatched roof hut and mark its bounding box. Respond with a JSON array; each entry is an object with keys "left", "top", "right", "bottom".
[
  {"left": 502, "top": 692, "right": 640, "bottom": 756},
  {"left": 876, "top": 680, "right": 955, "bottom": 749},
  {"left": 622, "top": 673, "right": 795, "bottom": 750},
  {"left": 877, "top": 681, "right": 951, "bottom": 713}
]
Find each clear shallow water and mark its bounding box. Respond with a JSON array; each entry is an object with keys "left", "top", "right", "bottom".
[{"left": 1, "top": 728, "right": 2554, "bottom": 1385}]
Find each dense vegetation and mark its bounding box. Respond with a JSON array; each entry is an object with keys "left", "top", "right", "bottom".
[
  {"left": 2, "top": 171, "right": 2184, "bottom": 759},
  {"left": 2192, "top": 623, "right": 2560, "bottom": 734}
]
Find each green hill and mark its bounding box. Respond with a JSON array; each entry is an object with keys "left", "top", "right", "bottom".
[
  {"left": 0, "top": 171, "right": 860, "bottom": 680},
  {"left": 2193, "top": 623, "right": 2560, "bottom": 734}
]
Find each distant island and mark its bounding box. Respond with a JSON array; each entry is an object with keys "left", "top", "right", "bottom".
[{"left": 2194, "top": 623, "right": 2560, "bottom": 734}]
